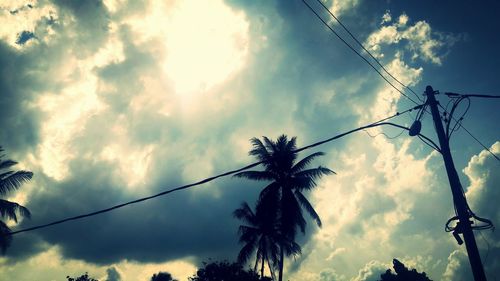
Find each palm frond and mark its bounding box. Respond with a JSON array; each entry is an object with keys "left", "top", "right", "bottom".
[
  {"left": 0, "top": 171, "right": 14, "bottom": 180},
  {"left": 234, "top": 202, "right": 257, "bottom": 226},
  {"left": 256, "top": 182, "right": 280, "bottom": 218},
  {"left": 237, "top": 238, "right": 258, "bottom": 265},
  {"left": 291, "top": 177, "right": 317, "bottom": 191},
  {"left": 257, "top": 182, "right": 280, "bottom": 203},
  {"left": 233, "top": 170, "right": 275, "bottom": 181},
  {"left": 238, "top": 225, "right": 259, "bottom": 242},
  {"left": 0, "top": 199, "right": 31, "bottom": 222},
  {"left": 295, "top": 166, "right": 335, "bottom": 180},
  {"left": 275, "top": 135, "right": 289, "bottom": 149},
  {"left": 262, "top": 136, "right": 277, "bottom": 153},
  {"left": 0, "top": 221, "right": 12, "bottom": 255},
  {"left": 291, "top": 152, "right": 325, "bottom": 173},
  {"left": 284, "top": 136, "right": 297, "bottom": 151},
  {"left": 294, "top": 190, "right": 321, "bottom": 227},
  {"left": 249, "top": 138, "right": 271, "bottom": 162},
  {"left": 0, "top": 171, "right": 33, "bottom": 196},
  {"left": 282, "top": 239, "right": 302, "bottom": 258},
  {"left": 281, "top": 188, "right": 306, "bottom": 235},
  {"left": 269, "top": 241, "right": 281, "bottom": 268},
  {"left": 0, "top": 160, "right": 17, "bottom": 170}
]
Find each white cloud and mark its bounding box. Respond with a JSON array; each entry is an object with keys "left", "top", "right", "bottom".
[
  {"left": 163, "top": 0, "right": 249, "bottom": 96},
  {"left": 352, "top": 260, "right": 387, "bottom": 281},
  {"left": 287, "top": 8, "right": 466, "bottom": 280},
  {"left": 460, "top": 142, "right": 500, "bottom": 279},
  {"left": 365, "top": 11, "right": 459, "bottom": 65},
  {"left": 442, "top": 250, "right": 470, "bottom": 281},
  {"left": 0, "top": 246, "right": 197, "bottom": 281},
  {"left": 381, "top": 11, "right": 391, "bottom": 25},
  {"left": 0, "top": 1, "right": 58, "bottom": 49},
  {"left": 329, "top": 0, "right": 360, "bottom": 17},
  {"left": 122, "top": 0, "right": 249, "bottom": 98},
  {"left": 2, "top": 1, "right": 490, "bottom": 281}
]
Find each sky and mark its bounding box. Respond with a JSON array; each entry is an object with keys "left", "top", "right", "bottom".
[{"left": 0, "top": 0, "right": 499, "bottom": 280}]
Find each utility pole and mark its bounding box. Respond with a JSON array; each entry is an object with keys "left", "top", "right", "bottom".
[{"left": 425, "top": 85, "right": 487, "bottom": 281}]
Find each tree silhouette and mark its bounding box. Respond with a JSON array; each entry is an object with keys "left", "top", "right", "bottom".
[
  {"left": 189, "top": 260, "right": 269, "bottom": 281},
  {"left": 0, "top": 146, "right": 32, "bottom": 254},
  {"left": 66, "top": 272, "right": 98, "bottom": 281},
  {"left": 379, "top": 259, "right": 433, "bottom": 281},
  {"left": 151, "top": 272, "right": 177, "bottom": 281},
  {"left": 234, "top": 201, "right": 300, "bottom": 279},
  {"left": 234, "top": 135, "right": 334, "bottom": 281}
]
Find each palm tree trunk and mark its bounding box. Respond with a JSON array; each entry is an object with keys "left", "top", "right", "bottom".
[
  {"left": 278, "top": 245, "right": 284, "bottom": 281},
  {"left": 267, "top": 258, "right": 275, "bottom": 280}
]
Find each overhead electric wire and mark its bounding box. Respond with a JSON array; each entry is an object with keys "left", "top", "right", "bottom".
[
  {"left": 445, "top": 92, "right": 500, "bottom": 99},
  {"left": 363, "top": 128, "right": 406, "bottom": 140},
  {"left": 312, "top": 0, "right": 424, "bottom": 103},
  {"left": 460, "top": 124, "right": 500, "bottom": 163},
  {"left": 437, "top": 102, "right": 500, "bottom": 163},
  {"left": 303, "top": 0, "right": 499, "bottom": 163},
  {"left": 300, "top": 0, "right": 421, "bottom": 106},
  {"left": 302, "top": 0, "right": 498, "bottom": 165},
  {"left": 8, "top": 104, "right": 428, "bottom": 236},
  {"left": 443, "top": 92, "right": 500, "bottom": 162},
  {"left": 303, "top": 0, "right": 496, "bottom": 251},
  {"left": 301, "top": 0, "right": 448, "bottom": 154},
  {"left": 444, "top": 95, "right": 471, "bottom": 139}
]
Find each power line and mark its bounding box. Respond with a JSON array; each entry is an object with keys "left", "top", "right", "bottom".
[
  {"left": 437, "top": 100, "right": 500, "bottom": 163},
  {"left": 9, "top": 105, "right": 426, "bottom": 236},
  {"left": 446, "top": 92, "right": 500, "bottom": 99},
  {"left": 460, "top": 125, "right": 500, "bottom": 163},
  {"left": 312, "top": 0, "right": 424, "bottom": 103},
  {"left": 300, "top": 0, "right": 422, "bottom": 106},
  {"left": 300, "top": 1, "right": 448, "bottom": 153},
  {"left": 302, "top": 0, "right": 498, "bottom": 163}
]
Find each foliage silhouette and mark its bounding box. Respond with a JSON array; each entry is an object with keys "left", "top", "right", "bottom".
[
  {"left": 66, "top": 272, "right": 98, "bottom": 281},
  {"left": 189, "top": 260, "right": 270, "bottom": 281},
  {"left": 151, "top": 272, "right": 178, "bottom": 281},
  {"left": 0, "top": 146, "right": 32, "bottom": 254},
  {"left": 379, "top": 259, "right": 433, "bottom": 281},
  {"left": 234, "top": 201, "right": 300, "bottom": 279},
  {"left": 234, "top": 135, "right": 334, "bottom": 281}
]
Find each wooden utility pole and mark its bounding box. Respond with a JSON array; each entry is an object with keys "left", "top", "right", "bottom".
[{"left": 425, "top": 85, "right": 487, "bottom": 281}]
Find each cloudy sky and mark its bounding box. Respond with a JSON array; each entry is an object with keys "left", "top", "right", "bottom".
[{"left": 1, "top": 0, "right": 499, "bottom": 280}]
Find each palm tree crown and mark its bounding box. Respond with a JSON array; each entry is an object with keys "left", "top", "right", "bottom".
[
  {"left": 234, "top": 135, "right": 334, "bottom": 281},
  {"left": 234, "top": 201, "right": 300, "bottom": 279},
  {"left": 0, "top": 146, "right": 32, "bottom": 253}
]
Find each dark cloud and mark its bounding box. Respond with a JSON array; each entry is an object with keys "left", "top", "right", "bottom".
[
  {"left": 1, "top": 1, "right": 499, "bottom": 280},
  {"left": 52, "top": 0, "right": 110, "bottom": 57},
  {"left": 10, "top": 151, "right": 263, "bottom": 264},
  {"left": 2, "top": 0, "right": 412, "bottom": 267},
  {"left": 0, "top": 42, "right": 41, "bottom": 153},
  {"left": 105, "top": 266, "right": 121, "bottom": 281}
]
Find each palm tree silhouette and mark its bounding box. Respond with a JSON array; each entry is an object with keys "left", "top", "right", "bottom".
[
  {"left": 234, "top": 201, "right": 301, "bottom": 279},
  {"left": 234, "top": 135, "right": 334, "bottom": 281},
  {"left": 0, "top": 146, "right": 32, "bottom": 253}
]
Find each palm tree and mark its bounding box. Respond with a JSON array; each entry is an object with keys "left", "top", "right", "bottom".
[
  {"left": 234, "top": 135, "right": 334, "bottom": 281},
  {"left": 0, "top": 146, "right": 32, "bottom": 253},
  {"left": 234, "top": 201, "right": 301, "bottom": 280}
]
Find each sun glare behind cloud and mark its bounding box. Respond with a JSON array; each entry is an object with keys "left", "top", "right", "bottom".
[{"left": 162, "top": 0, "right": 249, "bottom": 97}]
